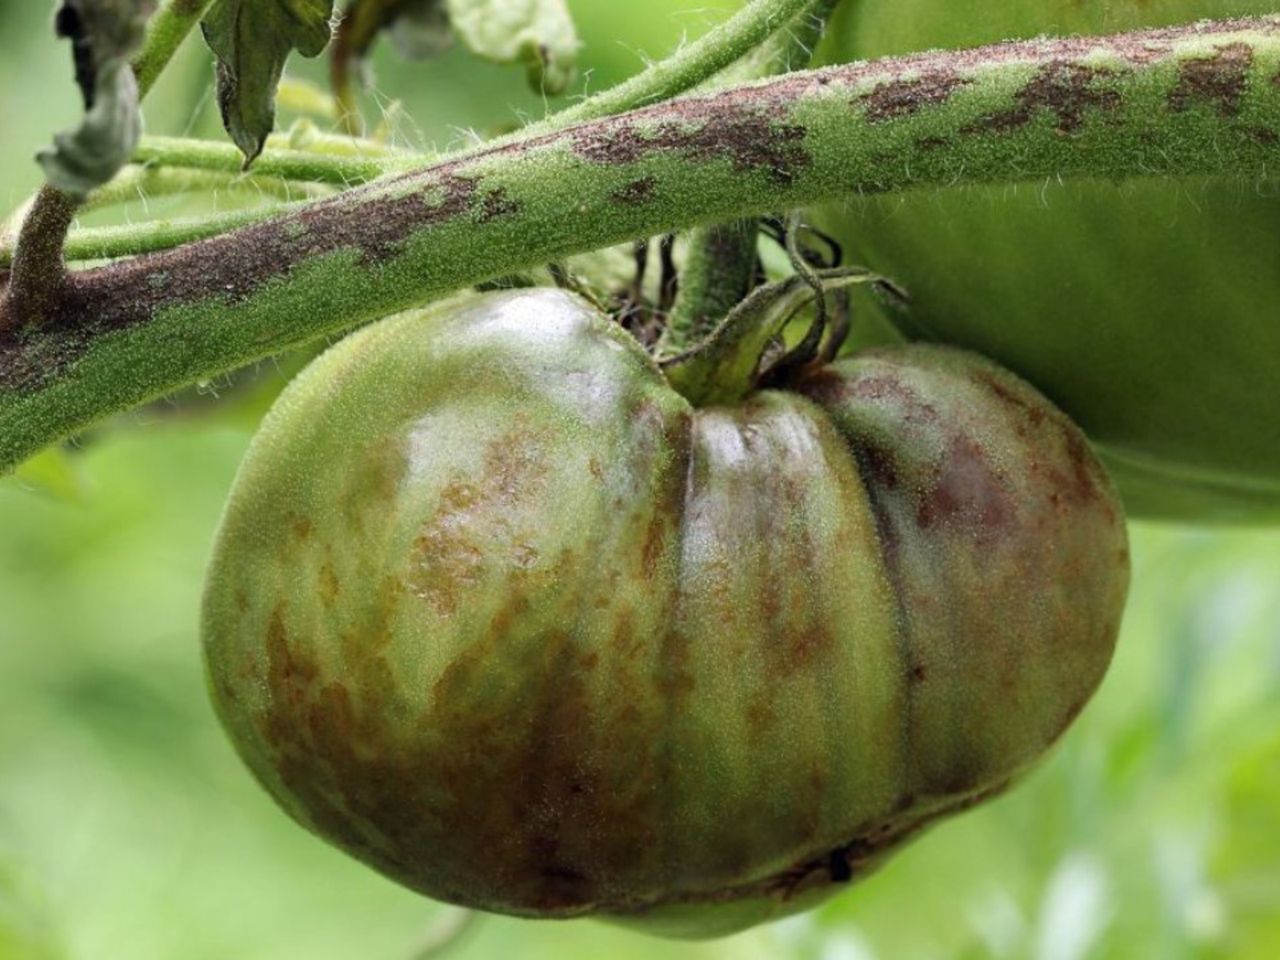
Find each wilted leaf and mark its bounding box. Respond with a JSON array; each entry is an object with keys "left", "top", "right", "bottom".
[
  {"left": 38, "top": 60, "right": 141, "bottom": 199},
  {"left": 37, "top": 0, "right": 156, "bottom": 199},
  {"left": 53, "top": 0, "right": 154, "bottom": 106},
  {"left": 445, "top": 0, "right": 578, "bottom": 94},
  {"left": 201, "top": 0, "right": 336, "bottom": 165}
]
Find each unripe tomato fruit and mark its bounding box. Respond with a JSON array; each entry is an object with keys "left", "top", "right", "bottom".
[
  {"left": 816, "top": 0, "right": 1280, "bottom": 523},
  {"left": 202, "top": 289, "right": 1129, "bottom": 937}
]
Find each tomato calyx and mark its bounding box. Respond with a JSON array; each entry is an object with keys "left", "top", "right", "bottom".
[
  {"left": 659, "top": 265, "right": 883, "bottom": 407},
  {"left": 610, "top": 212, "right": 907, "bottom": 408}
]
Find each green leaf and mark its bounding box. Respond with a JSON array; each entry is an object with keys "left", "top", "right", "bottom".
[
  {"left": 201, "top": 0, "right": 336, "bottom": 165},
  {"left": 37, "top": 0, "right": 157, "bottom": 199},
  {"left": 445, "top": 0, "right": 578, "bottom": 93}
]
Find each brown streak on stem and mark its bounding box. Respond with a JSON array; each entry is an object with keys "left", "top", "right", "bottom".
[
  {"left": 860, "top": 71, "right": 971, "bottom": 122},
  {"left": 1, "top": 17, "right": 1278, "bottom": 439},
  {"left": 1168, "top": 42, "right": 1254, "bottom": 116}
]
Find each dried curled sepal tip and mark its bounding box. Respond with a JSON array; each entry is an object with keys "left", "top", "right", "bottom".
[{"left": 38, "top": 0, "right": 157, "bottom": 198}]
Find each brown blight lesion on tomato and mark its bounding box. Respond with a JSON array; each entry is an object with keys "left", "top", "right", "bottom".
[{"left": 202, "top": 284, "right": 1128, "bottom": 938}]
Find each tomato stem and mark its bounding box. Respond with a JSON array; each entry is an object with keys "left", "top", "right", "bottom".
[
  {"left": 2, "top": 18, "right": 1279, "bottom": 470},
  {"left": 132, "top": 0, "right": 217, "bottom": 100}
]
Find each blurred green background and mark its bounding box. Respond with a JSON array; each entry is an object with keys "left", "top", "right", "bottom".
[{"left": 2, "top": 2, "right": 1279, "bottom": 958}]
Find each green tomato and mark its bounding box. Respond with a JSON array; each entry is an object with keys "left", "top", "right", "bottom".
[
  {"left": 816, "top": 0, "right": 1280, "bottom": 523},
  {"left": 203, "top": 289, "right": 1128, "bottom": 936}
]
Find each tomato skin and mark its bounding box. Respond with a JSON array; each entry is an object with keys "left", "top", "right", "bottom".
[
  {"left": 202, "top": 289, "right": 1127, "bottom": 937},
  {"left": 816, "top": 0, "right": 1280, "bottom": 523}
]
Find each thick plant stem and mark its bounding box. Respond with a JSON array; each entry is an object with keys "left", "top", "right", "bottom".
[
  {"left": 531, "top": 0, "right": 816, "bottom": 129},
  {"left": 661, "top": 221, "right": 761, "bottom": 355},
  {"left": 1, "top": 18, "right": 1278, "bottom": 472},
  {"left": 132, "top": 0, "right": 216, "bottom": 98},
  {"left": 0, "top": 188, "right": 77, "bottom": 332},
  {"left": 662, "top": 0, "right": 844, "bottom": 356}
]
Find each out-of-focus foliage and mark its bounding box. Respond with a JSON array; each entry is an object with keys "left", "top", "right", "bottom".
[{"left": 1, "top": 2, "right": 1278, "bottom": 958}]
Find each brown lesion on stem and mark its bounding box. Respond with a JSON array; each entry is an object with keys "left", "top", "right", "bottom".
[
  {"left": 2, "top": 18, "right": 1277, "bottom": 397},
  {"left": 570, "top": 101, "right": 811, "bottom": 185},
  {"left": 1168, "top": 41, "right": 1253, "bottom": 116},
  {"left": 859, "top": 70, "right": 971, "bottom": 122},
  {"left": 610, "top": 176, "right": 658, "bottom": 206},
  {"left": 966, "top": 61, "right": 1121, "bottom": 135},
  {"left": 0, "top": 165, "right": 523, "bottom": 395}
]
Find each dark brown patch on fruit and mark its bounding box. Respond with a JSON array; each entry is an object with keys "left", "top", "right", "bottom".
[
  {"left": 848, "top": 373, "right": 940, "bottom": 427},
  {"left": 966, "top": 61, "right": 1120, "bottom": 134},
  {"left": 264, "top": 604, "right": 319, "bottom": 713},
  {"left": 342, "top": 438, "right": 403, "bottom": 536},
  {"left": 786, "top": 623, "right": 835, "bottom": 673},
  {"left": 914, "top": 435, "right": 1012, "bottom": 542},
  {"left": 268, "top": 564, "right": 662, "bottom": 917},
  {"left": 860, "top": 70, "right": 970, "bottom": 122},
  {"left": 319, "top": 562, "right": 340, "bottom": 603},
  {"left": 657, "top": 628, "right": 695, "bottom": 703},
  {"left": 308, "top": 682, "right": 357, "bottom": 764},
  {"left": 640, "top": 512, "right": 667, "bottom": 578},
  {"left": 610, "top": 176, "right": 658, "bottom": 206},
  {"left": 612, "top": 606, "right": 642, "bottom": 660},
  {"left": 857, "top": 444, "right": 901, "bottom": 493},
  {"left": 1169, "top": 42, "right": 1253, "bottom": 116},
  {"left": 293, "top": 517, "right": 313, "bottom": 539},
  {"left": 572, "top": 106, "right": 810, "bottom": 185},
  {"left": 408, "top": 481, "right": 485, "bottom": 616},
  {"left": 745, "top": 699, "right": 775, "bottom": 741}
]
